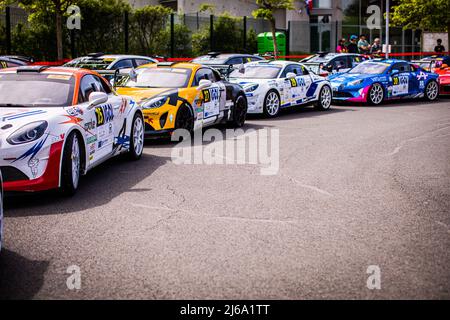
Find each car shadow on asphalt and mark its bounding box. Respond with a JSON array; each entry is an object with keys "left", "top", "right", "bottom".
[
  {"left": 143, "top": 122, "right": 272, "bottom": 148},
  {"left": 334, "top": 96, "right": 450, "bottom": 108},
  {"left": 3, "top": 153, "right": 171, "bottom": 216},
  {"left": 0, "top": 249, "right": 49, "bottom": 299},
  {"left": 246, "top": 105, "right": 355, "bottom": 122}
]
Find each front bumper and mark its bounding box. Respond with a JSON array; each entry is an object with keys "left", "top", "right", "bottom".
[
  {"left": 331, "top": 83, "right": 369, "bottom": 103},
  {"left": 439, "top": 83, "right": 450, "bottom": 95},
  {"left": 2, "top": 141, "right": 63, "bottom": 192},
  {"left": 245, "top": 92, "right": 264, "bottom": 114}
]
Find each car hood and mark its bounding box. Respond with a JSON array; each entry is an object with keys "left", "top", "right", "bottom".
[
  {"left": 328, "top": 73, "right": 374, "bottom": 84},
  {"left": 115, "top": 87, "right": 175, "bottom": 103},
  {"left": 229, "top": 78, "right": 272, "bottom": 87}
]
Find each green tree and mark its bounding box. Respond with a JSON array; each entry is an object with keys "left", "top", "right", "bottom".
[
  {"left": 391, "top": 0, "right": 450, "bottom": 49},
  {"left": 131, "top": 5, "right": 172, "bottom": 55},
  {"left": 0, "top": 0, "right": 76, "bottom": 60},
  {"left": 252, "top": 0, "right": 294, "bottom": 57}
]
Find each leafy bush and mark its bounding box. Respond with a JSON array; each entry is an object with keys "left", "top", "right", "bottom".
[{"left": 192, "top": 13, "right": 259, "bottom": 56}]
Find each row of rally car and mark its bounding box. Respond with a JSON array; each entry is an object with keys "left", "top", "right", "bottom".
[{"left": 0, "top": 55, "right": 446, "bottom": 198}]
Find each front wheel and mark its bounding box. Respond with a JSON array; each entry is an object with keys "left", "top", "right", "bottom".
[
  {"left": 424, "top": 80, "right": 439, "bottom": 101},
  {"left": 175, "top": 104, "right": 194, "bottom": 132},
  {"left": 314, "top": 85, "right": 332, "bottom": 110},
  {"left": 128, "top": 112, "right": 144, "bottom": 160},
  {"left": 368, "top": 83, "right": 384, "bottom": 105},
  {"left": 60, "top": 132, "right": 82, "bottom": 196},
  {"left": 263, "top": 90, "right": 281, "bottom": 117},
  {"left": 228, "top": 94, "right": 247, "bottom": 128}
]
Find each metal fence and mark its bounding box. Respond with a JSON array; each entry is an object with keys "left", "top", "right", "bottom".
[{"left": 0, "top": 6, "right": 424, "bottom": 61}]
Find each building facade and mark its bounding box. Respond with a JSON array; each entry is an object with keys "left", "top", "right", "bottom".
[{"left": 128, "top": 0, "right": 422, "bottom": 54}]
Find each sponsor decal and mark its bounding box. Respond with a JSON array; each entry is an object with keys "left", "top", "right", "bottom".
[
  {"left": 86, "top": 135, "right": 97, "bottom": 144},
  {"left": 417, "top": 71, "right": 428, "bottom": 81},
  {"left": 95, "top": 104, "right": 114, "bottom": 127}
]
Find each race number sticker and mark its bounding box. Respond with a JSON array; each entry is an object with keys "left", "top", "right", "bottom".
[
  {"left": 289, "top": 76, "right": 311, "bottom": 103},
  {"left": 95, "top": 104, "right": 114, "bottom": 127},
  {"left": 202, "top": 86, "right": 220, "bottom": 118},
  {"left": 392, "top": 75, "right": 409, "bottom": 96}
]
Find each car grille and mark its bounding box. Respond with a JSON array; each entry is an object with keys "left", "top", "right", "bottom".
[
  {"left": 333, "top": 92, "right": 353, "bottom": 98},
  {"left": 441, "top": 84, "right": 450, "bottom": 94},
  {"left": 0, "top": 166, "right": 29, "bottom": 182}
]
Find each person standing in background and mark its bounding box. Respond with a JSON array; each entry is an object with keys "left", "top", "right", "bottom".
[
  {"left": 434, "top": 39, "right": 445, "bottom": 54},
  {"left": 358, "top": 35, "right": 371, "bottom": 54},
  {"left": 348, "top": 35, "right": 358, "bottom": 53},
  {"left": 370, "top": 38, "right": 383, "bottom": 57},
  {"left": 336, "top": 39, "right": 348, "bottom": 53}
]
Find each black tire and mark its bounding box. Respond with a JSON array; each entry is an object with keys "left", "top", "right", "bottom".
[
  {"left": 314, "top": 85, "right": 332, "bottom": 110},
  {"left": 175, "top": 103, "right": 194, "bottom": 132},
  {"left": 424, "top": 80, "right": 439, "bottom": 101},
  {"left": 368, "top": 83, "right": 384, "bottom": 106},
  {"left": 127, "top": 112, "right": 144, "bottom": 161},
  {"left": 228, "top": 94, "right": 247, "bottom": 128},
  {"left": 263, "top": 90, "right": 281, "bottom": 117},
  {"left": 60, "top": 131, "right": 82, "bottom": 196}
]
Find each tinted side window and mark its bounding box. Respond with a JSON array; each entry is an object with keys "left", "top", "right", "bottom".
[
  {"left": 391, "top": 62, "right": 409, "bottom": 73},
  {"left": 135, "top": 59, "right": 153, "bottom": 67},
  {"left": 227, "top": 57, "right": 243, "bottom": 65},
  {"left": 333, "top": 57, "right": 348, "bottom": 69},
  {"left": 79, "top": 75, "right": 106, "bottom": 103},
  {"left": 281, "top": 65, "right": 298, "bottom": 77},
  {"left": 113, "top": 59, "right": 134, "bottom": 69},
  {"left": 194, "top": 68, "right": 216, "bottom": 85}
]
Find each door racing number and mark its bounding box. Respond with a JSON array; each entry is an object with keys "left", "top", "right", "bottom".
[
  {"left": 392, "top": 75, "right": 409, "bottom": 96},
  {"left": 202, "top": 86, "right": 220, "bottom": 118},
  {"left": 288, "top": 76, "right": 311, "bottom": 104}
]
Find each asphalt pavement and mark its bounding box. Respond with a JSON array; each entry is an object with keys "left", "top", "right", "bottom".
[{"left": 1, "top": 98, "right": 449, "bottom": 299}]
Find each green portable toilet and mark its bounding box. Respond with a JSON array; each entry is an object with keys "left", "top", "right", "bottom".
[{"left": 257, "top": 32, "right": 286, "bottom": 56}]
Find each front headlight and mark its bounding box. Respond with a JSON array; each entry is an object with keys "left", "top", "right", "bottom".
[
  {"left": 349, "top": 79, "right": 364, "bottom": 86},
  {"left": 142, "top": 96, "right": 168, "bottom": 109},
  {"left": 7, "top": 121, "right": 48, "bottom": 145},
  {"left": 244, "top": 84, "right": 259, "bottom": 93}
]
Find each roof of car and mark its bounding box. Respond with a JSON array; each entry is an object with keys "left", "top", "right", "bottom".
[
  {"left": 138, "top": 62, "right": 202, "bottom": 70},
  {"left": 0, "top": 66, "right": 102, "bottom": 77}
]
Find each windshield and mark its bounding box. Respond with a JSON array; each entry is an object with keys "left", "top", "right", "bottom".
[
  {"left": 349, "top": 62, "right": 389, "bottom": 74},
  {"left": 119, "top": 68, "right": 192, "bottom": 88},
  {"left": 191, "top": 55, "right": 229, "bottom": 65},
  {"left": 65, "top": 58, "right": 112, "bottom": 70},
  {"left": 229, "top": 65, "right": 281, "bottom": 79},
  {"left": 0, "top": 73, "right": 74, "bottom": 107}
]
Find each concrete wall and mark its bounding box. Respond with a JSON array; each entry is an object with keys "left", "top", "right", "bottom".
[{"left": 422, "top": 32, "right": 449, "bottom": 52}]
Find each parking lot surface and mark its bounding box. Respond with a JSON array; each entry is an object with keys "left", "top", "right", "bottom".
[{"left": 1, "top": 99, "right": 449, "bottom": 299}]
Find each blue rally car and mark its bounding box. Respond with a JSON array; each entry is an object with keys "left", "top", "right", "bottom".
[{"left": 329, "top": 59, "right": 439, "bottom": 105}]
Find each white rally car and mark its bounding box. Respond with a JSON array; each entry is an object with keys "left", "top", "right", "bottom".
[
  {"left": 0, "top": 66, "right": 144, "bottom": 195},
  {"left": 228, "top": 60, "right": 332, "bottom": 117}
]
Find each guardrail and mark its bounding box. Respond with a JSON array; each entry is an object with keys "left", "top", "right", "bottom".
[{"left": 28, "top": 51, "right": 450, "bottom": 67}]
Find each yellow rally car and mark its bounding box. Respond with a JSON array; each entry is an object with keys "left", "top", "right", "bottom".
[{"left": 115, "top": 62, "right": 248, "bottom": 137}]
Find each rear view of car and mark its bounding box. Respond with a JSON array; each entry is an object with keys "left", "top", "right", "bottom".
[
  {"left": 64, "top": 53, "right": 157, "bottom": 81},
  {"left": 192, "top": 52, "right": 264, "bottom": 78}
]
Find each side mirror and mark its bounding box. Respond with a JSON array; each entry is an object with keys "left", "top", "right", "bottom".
[
  {"left": 197, "top": 79, "right": 212, "bottom": 91},
  {"left": 390, "top": 69, "right": 399, "bottom": 75},
  {"left": 88, "top": 92, "right": 108, "bottom": 108},
  {"left": 286, "top": 72, "right": 297, "bottom": 79},
  {"left": 238, "top": 63, "right": 245, "bottom": 73}
]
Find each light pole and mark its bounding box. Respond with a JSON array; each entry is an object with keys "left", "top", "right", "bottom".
[{"left": 385, "top": 0, "right": 390, "bottom": 59}]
